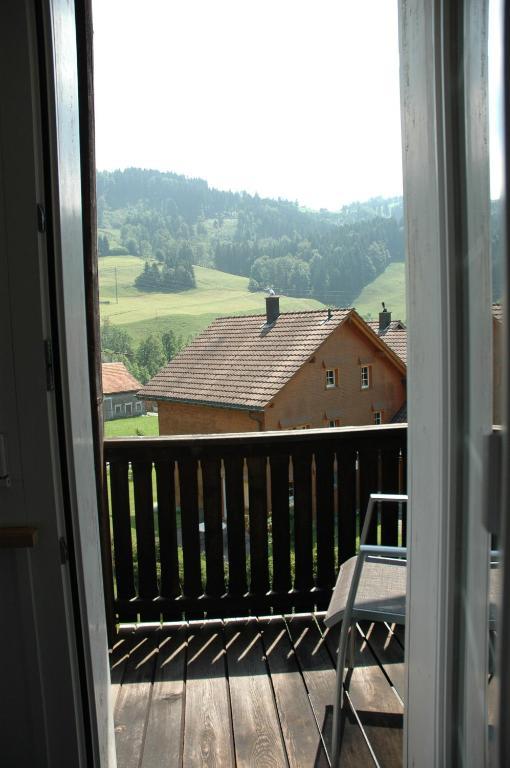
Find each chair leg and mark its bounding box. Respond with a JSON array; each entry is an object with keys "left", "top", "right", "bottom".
[
  {"left": 331, "top": 619, "right": 352, "bottom": 768},
  {"left": 347, "top": 621, "right": 356, "bottom": 669}
]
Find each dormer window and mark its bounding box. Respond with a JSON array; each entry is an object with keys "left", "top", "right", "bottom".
[
  {"left": 361, "top": 365, "right": 370, "bottom": 389},
  {"left": 326, "top": 368, "right": 339, "bottom": 388}
]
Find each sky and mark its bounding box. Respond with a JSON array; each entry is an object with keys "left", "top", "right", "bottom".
[{"left": 93, "top": 0, "right": 503, "bottom": 210}]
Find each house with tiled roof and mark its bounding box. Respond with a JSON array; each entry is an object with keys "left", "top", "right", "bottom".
[
  {"left": 102, "top": 362, "right": 145, "bottom": 420},
  {"left": 139, "top": 297, "right": 407, "bottom": 435}
]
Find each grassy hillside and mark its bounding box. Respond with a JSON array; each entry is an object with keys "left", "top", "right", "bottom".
[
  {"left": 99, "top": 257, "right": 325, "bottom": 341},
  {"left": 352, "top": 262, "right": 406, "bottom": 322}
]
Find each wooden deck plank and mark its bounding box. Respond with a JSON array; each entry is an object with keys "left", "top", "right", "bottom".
[
  {"left": 322, "top": 621, "right": 403, "bottom": 768},
  {"left": 225, "top": 619, "right": 288, "bottom": 767},
  {"left": 110, "top": 614, "right": 406, "bottom": 767},
  {"left": 110, "top": 633, "right": 137, "bottom": 710},
  {"left": 114, "top": 635, "right": 159, "bottom": 768},
  {"left": 285, "top": 615, "right": 375, "bottom": 767},
  {"left": 140, "top": 626, "right": 188, "bottom": 768},
  {"left": 183, "top": 623, "right": 234, "bottom": 766},
  {"left": 260, "top": 617, "right": 329, "bottom": 768},
  {"left": 359, "top": 622, "right": 406, "bottom": 704}
]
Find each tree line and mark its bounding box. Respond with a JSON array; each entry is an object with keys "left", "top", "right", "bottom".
[
  {"left": 101, "top": 319, "right": 188, "bottom": 384},
  {"left": 98, "top": 170, "right": 504, "bottom": 305}
]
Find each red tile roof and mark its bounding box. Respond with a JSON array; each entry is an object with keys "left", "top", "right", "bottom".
[
  {"left": 366, "top": 320, "right": 407, "bottom": 364},
  {"left": 139, "top": 308, "right": 405, "bottom": 410},
  {"left": 102, "top": 362, "right": 142, "bottom": 394}
]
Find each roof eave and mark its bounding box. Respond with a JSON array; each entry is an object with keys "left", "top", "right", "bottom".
[
  {"left": 350, "top": 311, "right": 407, "bottom": 374},
  {"left": 137, "top": 393, "right": 266, "bottom": 412}
]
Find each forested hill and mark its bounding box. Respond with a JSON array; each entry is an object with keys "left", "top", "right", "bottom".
[{"left": 97, "top": 168, "right": 405, "bottom": 306}]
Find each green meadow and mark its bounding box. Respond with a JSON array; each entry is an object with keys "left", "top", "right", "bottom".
[
  {"left": 103, "top": 414, "right": 159, "bottom": 438},
  {"left": 99, "top": 257, "right": 326, "bottom": 342}
]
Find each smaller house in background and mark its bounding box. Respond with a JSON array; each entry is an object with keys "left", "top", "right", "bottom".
[{"left": 102, "top": 362, "right": 145, "bottom": 420}]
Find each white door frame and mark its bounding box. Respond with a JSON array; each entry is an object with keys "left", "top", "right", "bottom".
[{"left": 401, "top": 1, "right": 492, "bottom": 765}]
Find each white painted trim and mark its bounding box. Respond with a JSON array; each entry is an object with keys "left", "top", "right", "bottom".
[{"left": 401, "top": 0, "right": 491, "bottom": 764}]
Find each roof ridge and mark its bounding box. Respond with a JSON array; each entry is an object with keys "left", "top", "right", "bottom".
[{"left": 212, "top": 307, "right": 353, "bottom": 321}]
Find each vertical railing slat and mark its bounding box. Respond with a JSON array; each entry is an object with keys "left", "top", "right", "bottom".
[
  {"left": 269, "top": 453, "right": 291, "bottom": 594},
  {"left": 358, "top": 446, "right": 379, "bottom": 544},
  {"left": 224, "top": 455, "right": 247, "bottom": 598},
  {"left": 109, "top": 459, "right": 135, "bottom": 611},
  {"left": 178, "top": 456, "right": 202, "bottom": 603},
  {"left": 315, "top": 447, "right": 335, "bottom": 589},
  {"left": 155, "top": 460, "right": 180, "bottom": 609},
  {"left": 201, "top": 457, "right": 225, "bottom": 599},
  {"left": 337, "top": 444, "right": 357, "bottom": 565},
  {"left": 101, "top": 460, "right": 116, "bottom": 639},
  {"left": 132, "top": 461, "right": 158, "bottom": 615},
  {"left": 292, "top": 449, "right": 313, "bottom": 592},
  {"left": 247, "top": 456, "right": 269, "bottom": 598},
  {"left": 380, "top": 447, "right": 400, "bottom": 546}
]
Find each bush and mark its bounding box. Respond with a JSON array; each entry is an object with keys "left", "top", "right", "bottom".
[{"left": 108, "top": 245, "right": 129, "bottom": 256}]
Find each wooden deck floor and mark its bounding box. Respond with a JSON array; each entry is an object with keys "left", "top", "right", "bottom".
[{"left": 110, "top": 614, "right": 404, "bottom": 767}]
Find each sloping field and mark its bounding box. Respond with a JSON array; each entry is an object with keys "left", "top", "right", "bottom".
[
  {"left": 352, "top": 262, "right": 406, "bottom": 322},
  {"left": 99, "top": 257, "right": 325, "bottom": 341}
]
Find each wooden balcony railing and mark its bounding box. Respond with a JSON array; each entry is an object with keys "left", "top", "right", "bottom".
[{"left": 101, "top": 424, "right": 407, "bottom": 625}]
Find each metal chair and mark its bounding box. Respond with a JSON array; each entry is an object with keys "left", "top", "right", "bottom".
[{"left": 325, "top": 492, "right": 408, "bottom": 768}]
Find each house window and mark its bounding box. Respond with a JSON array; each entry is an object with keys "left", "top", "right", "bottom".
[
  {"left": 125, "top": 402, "right": 132, "bottom": 416},
  {"left": 325, "top": 368, "right": 339, "bottom": 388},
  {"left": 114, "top": 404, "right": 123, "bottom": 416},
  {"left": 135, "top": 402, "right": 142, "bottom": 413},
  {"left": 328, "top": 419, "right": 340, "bottom": 428},
  {"left": 374, "top": 411, "right": 382, "bottom": 425},
  {"left": 361, "top": 365, "right": 370, "bottom": 389}
]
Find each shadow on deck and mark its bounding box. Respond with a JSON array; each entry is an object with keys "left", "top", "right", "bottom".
[{"left": 110, "top": 613, "right": 404, "bottom": 767}]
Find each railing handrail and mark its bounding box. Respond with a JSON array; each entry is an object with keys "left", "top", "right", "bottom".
[{"left": 104, "top": 422, "right": 407, "bottom": 457}]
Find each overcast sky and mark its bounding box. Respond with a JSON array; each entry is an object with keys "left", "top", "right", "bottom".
[{"left": 93, "top": 0, "right": 503, "bottom": 210}]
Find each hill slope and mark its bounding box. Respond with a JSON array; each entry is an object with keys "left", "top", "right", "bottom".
[
  {"left": 352, "top": 263, "right": 406, "bottom": 322},
  {"left": 99, "top": 258, "right": 325, "bottom": 341}
]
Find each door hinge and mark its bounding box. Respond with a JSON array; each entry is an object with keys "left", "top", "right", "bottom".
[
  {"left": 44, "top": 339, "right": 55, "bottom": 391},
  {"left": 482, "top": 430, "right": 502, "bottom": 536},
  {"left": 0, "top": 434, "right": 11, "bottom": 487},
  {"left": 59, "top": 536, "right": 69, "bottom": 564},
  {"left": 36, "top": 203, "right": 46, "bottom": 233}
]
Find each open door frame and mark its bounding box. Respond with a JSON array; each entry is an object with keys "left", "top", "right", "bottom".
[
  {"left": 75, "top": 0, "right": 116, "bottom": 644},
  {"left": 402, "top": 0, "right": 501, "bottom": 765}
]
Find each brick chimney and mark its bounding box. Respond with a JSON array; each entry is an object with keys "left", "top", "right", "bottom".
[
  {"left": 266, "top": 295, "right": 280, "bottom": 324},
  {"left": 379, "top": 302, "right": 391, "bottom": 333}
]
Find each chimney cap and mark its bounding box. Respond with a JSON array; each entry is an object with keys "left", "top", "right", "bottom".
[
  {"left": 378, "top": 302, "right": 391, "bottom": 332},
  {"left": 265, "top": 294, "right": 280, "bottom": 324}
]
